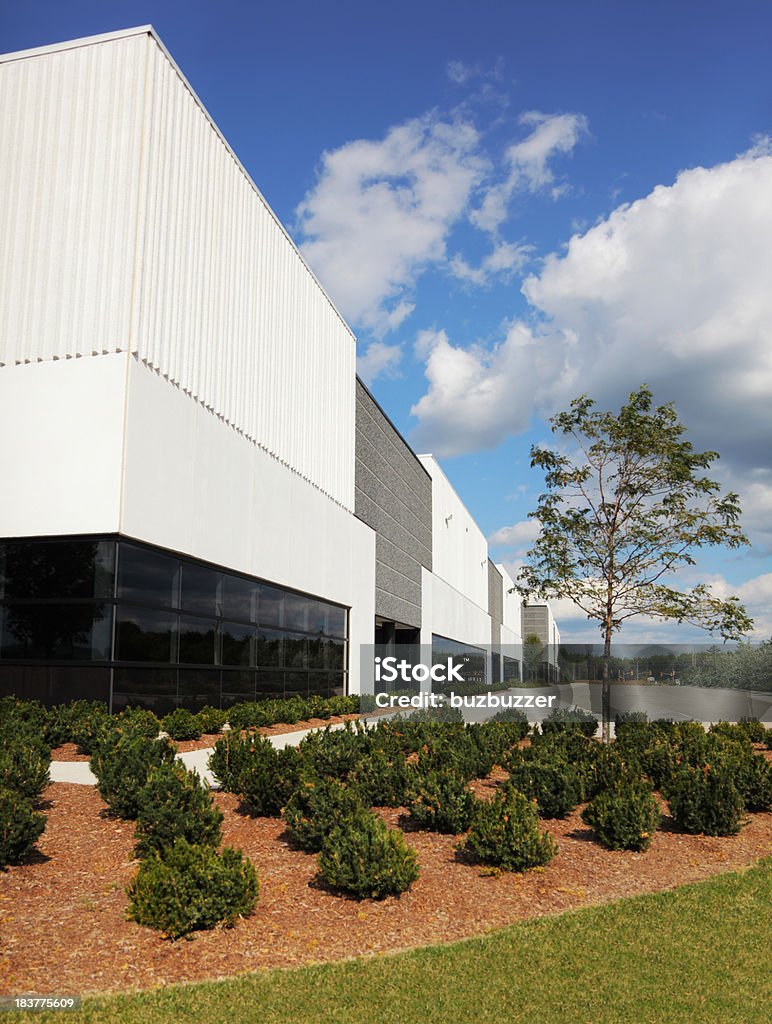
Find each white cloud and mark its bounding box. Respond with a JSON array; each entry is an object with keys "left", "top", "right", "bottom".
[
  {"left": 446, "top": 60, "right": 473, "bottom": 84},
  {"left": 470, "top": 111, "right": 589, "bottom": 233},
  {"left": 488, "top": 518, "right": 540, "bottom": 548},
  {"left": 297, "top": 115, "right": 487, "bottom": 335},
  {"left": 449, "top": 240, "right": 531, "bottom": 286},
  {"left": 412, "top": 146, "right": 772, "bottom": 552},
  {"left": 356, "top": 340, "right": 403, "bottom": 386}
]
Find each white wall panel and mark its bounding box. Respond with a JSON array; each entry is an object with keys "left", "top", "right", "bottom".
[
  {"left": 0, "top": 29, "right": 356, "bottom": 510},
  {"left": 497, "top": 563, "right": 524, "bottom": 641},
  {"left": 420, "top": 567, "right": 492, "bottom": 650},
  {"left": 0, "top": 36, "right": 147, "bottom": 364},
  {"left": 418, "top": 455, "right": 489, "bottom": 610},
  {"left": 130, "top": 34, "right": 355, "bottom": 510},
  {"left": 0, "top": 354, "right": 126, "bottom": 537},
  {"left": 121, "top": 359, "right": 375, "bottom": 691}
]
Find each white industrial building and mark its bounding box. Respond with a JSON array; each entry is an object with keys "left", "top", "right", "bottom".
[{"left": 0, "top": 27, "right": 556, "bottom": 711}]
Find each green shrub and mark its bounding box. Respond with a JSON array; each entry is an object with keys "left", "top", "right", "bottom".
[
  {"left": 586, "top": 743, "right": 637, "bottom": 798},
  {"left": 581, "top": 779, "right": 661, "bottom": 851},
  {"left": 407, "top": 770, "right": 477, "bottom": 834},
  {"left": 208, "top": 732, "right": 258, "bottom": 792},
  {"left": 44, "top": 700, "right": 109, "bottom": 748},
  {"left": 162, "top": 708, "right": 203, "bottom": 741},
  {"left": 665, "top": 763, "right": 746, "bottom": 836},
  {"left": 282, "top": 777, "right": 366, "bottom": 852},
  {"left": 196, "top": 706, "right": 228, "bottom": 734},
  {"left": 70, "top": 704, "right": 115, "bottom": 755},
  {"left": 115, "top": 707, "right": 161, "bottom": 740},
  {"left": 91, "top": 736, "right": 177, "bottom": 819},
  {"left": 298, "top": 723, "right": 370, "bottom": 780},
  {"left": 505, "top": 757, "right": 582, "bottom": 819},
  {"left": 134, "top": 764, "right": 223, "bottom": 858},
  {"left": 489, "top": 707, "right": 531, "bottom": 735},
  {"left": 464, "top": 788, "right": 557, "bottom": 872},
  {"left": 0, "top": 787, "right": 47, "bottom": 869},
  {"left": 0, "top": 696, "right": 48, "bottom": 737},
  {"left": 318, "top": 806, "right": 419, "bottom": 899},
  {"left": 0, "top": 735, "right": 51, "bottom": 800},
  {"left": 738, "top": 717, "right": 767, "bottom": 744},
  {"left": 540, "top": 706, "right": 598, "bottom": 738},
  {"left": 352, "top": 749, "right": 414, "bottom": 807},
  {"left": 127, "top": 838, "right": 258, "bottom": 939},
  {"left": 232, "top": 738, "right": 302, "bottom": 816},
  {"left": 732, "top": 754, "right": 772, "bottom": 812}
]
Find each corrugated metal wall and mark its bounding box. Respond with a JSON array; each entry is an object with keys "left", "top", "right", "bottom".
[{"left": 0, "top": 31, "right": 356, "bottom": 510}]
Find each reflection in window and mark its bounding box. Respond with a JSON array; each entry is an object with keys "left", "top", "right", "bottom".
[
  {"left": 259, "top": 586, "right": 284, "bottom": 627},
  {"left": 114, "top": 667, "right": 177, "bottom": 696},
  {"left": 178, "top": 669, "right": 220, "bottom": 708},
  {"left": 221, "top": 576, "right": 256, "bottom": 623},
  {"left": 431, "top": 634, "right": 487, "bottom": 687},
  {"left": 118, "top": 544, "right": 181, "bottom": 607},
  {"left": 221, "top": 622, "right": 254, "bottom": 667},
  {"left": 116, "top": 607, "right": 177, "bottom": 662},
  {"left": 221, "top": 669, "right": 256, "bottom": 703},
  {"left": 283, "top": 593, "right": 308, "bottom": 632},
  {"left": 255, "top": 669, "right": 284, "bottom": 699},
  {"left": 284, "top": 633, "right": 308, "bottom": 669},
  {"left": 257, "top": 628, "right": 283, "bottom": 667},
  {"left": 503, "top": 656, "right": 521, "bottom": 682},
  {"left": 178, "top": 617, "right": 217, "bottom": 665},
  {"left": 0, "top": 540, "right": 115, "bottom": 600},
  {"left": 0, "top": 602, "right": 112, "bottom": 661},
  {"left": 284, "top": 671, "right": 309, "bottom": 697},
  {"left": 180, "top": 564, "right": 221, "bottom": 616}
]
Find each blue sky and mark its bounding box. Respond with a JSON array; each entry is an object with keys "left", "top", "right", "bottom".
[{"left": 3, "top": 1, "right": 772, "bottom": 641}]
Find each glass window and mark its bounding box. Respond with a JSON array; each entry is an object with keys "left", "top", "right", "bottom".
[
  {"left": 221, "top": 622, "right": 254, "bottom": 667},
  {"left": 221, "top": 575, "right": 257, "bottom": 623},
  {"left": 113, "top": 667, "right": 177, "bottom": 697},
  {"left": 117, "top": 543, "right": 180, "bottom": 608},
  {"left": 0, "top": 539, "right": 115, "bottom": 600},
  {"left": 432, "top": 635, "right": 487, "bottom": 687},
  {"left": 283, "top": 633, "right": 308, "bottom": 669},
  {"left": 258, "top": 586, "right": 285, "bottom": 627},
  {"left": 257, "top": 628, "right": 283, "bottom": 667},
  {"left": 284, "top": 670, "right": 309, "bottom": 697},
  {"left": 255, "top": 669, "right": 284, "bottom": 700},
  {"left": 326, "top": 605, "right": 347, "bottom": 639},
  {"left": 221, "top": 668, "right": 255, "bottom": 703},
  {"left": 116, "top": 606, "right": 178, "bottom": 663},
  {"left": 324, "top": 637, "right": 346, "bottom": 671},
  {"left": 283, "top": 593, "right": 308, "bottom": 632},
  {"left": 178, "top": 617, "right": 217, "bottom": 665},
  {"left": 178, "top": 669, "right": 220, "bottom": 708},
  {"left": 0, "top": 602, "right": 112, "bottom": 661},
  {"left": 180, "top": 563, "right": 221, "bottom": 616}
]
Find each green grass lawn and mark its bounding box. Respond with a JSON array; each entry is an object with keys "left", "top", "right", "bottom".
[{"left": 37, "top": 858, "right": 771, "bottom": 1024}]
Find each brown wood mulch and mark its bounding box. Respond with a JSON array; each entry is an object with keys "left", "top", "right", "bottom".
[{"left": 1, "top": 774, "right": 770, "bottom": 997}]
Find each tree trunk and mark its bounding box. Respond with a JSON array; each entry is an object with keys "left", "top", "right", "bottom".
[{"left": 602, "top": 631, "right": 612, "bottom": 744}]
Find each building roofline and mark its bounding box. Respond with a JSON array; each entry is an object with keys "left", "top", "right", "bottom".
[
  {"left": 0, "top": 26, "right": 356, "bottom": 344},
  {"left": 356, "top": 376, "right": 432, "bottom": 480}
]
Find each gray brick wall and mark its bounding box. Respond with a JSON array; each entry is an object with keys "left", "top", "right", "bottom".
[{"left": 355, "top": 379, "right": 432, "bottom": 628}]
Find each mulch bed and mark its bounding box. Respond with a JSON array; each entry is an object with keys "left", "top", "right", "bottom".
[{"left": 1, "top": 772, "right": 770, "bottom": 997}]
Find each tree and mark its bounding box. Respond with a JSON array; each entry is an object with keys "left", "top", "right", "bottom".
[
  {"left": 517, "top": 385, "right": 752, "bottom": 741},
  {"left": 523, "top": 633, "right": 546, "bottom": 682}
]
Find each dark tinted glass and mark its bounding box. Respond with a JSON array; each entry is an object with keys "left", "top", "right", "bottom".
[
  {"left": 432, "top": 634, "right": 486, "bottom": 686},
  {"left": 324, "top": 637, "right": 346, "bottom": 671},
  {"left": 283, "top": 593, "right": 308, "bottom": 632},
  {"left": 284, "top": 633, "right": 308, "bottom": 669},
  {"left": 117, "top": 544, "right": 180, "bottom": 607},
  {"left": 178, "top": 669, "right": 220, "bottom": 708},
  {"left": 0, "top": 664, "right": 111, "bottom": 705},
  {"left": 258, "top": 586, "right": 284, "bottom": 627},
  {"left": 308, "top": 671, "right": 334, "bottom": 698},
  {"left": 255, "top": 669, "right": 284, "bottom": 699},
  {"left": 284, "top": 671, "right": 309, "bottom": 697},
  {"left": 221, "top": 668, "right": 255, "bottom": 703},
  {"left": 221, "top": 622, "right": 254, "bottom": 667},
  {"left": 113, "top": 666, "right": 177, "bottom": 696},
  {"left": 0, "top": 602, "right": 112, "bottom": 660},
  {"left": 178, "top": 617, "right": 217, "bottom": 665},
  {"left": 326, "top": 605, "right": 347, "bottom": 639},
  {"left": 257, "top": 628, "right": 283, "bottom": 667},
  {"left": 116, "top": 606, "right": 177, "bottom": 662},
  {"left": 180, "top": 564, "right": 221, "bottom": 616},
  {"left": 0, "top": 540, "right": 115, "bottom": 600},
  {"left": 221, "top": 576, "right": 257, "bottom": 623}
]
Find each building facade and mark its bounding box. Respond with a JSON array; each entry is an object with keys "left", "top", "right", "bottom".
[{"left": 0, "top": 27, "right": 555, "bottom": 711}]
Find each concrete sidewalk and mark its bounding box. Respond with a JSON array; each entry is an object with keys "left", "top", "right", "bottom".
[{"left": 49, "top": 717, "right": 385, "bottom": 787}]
